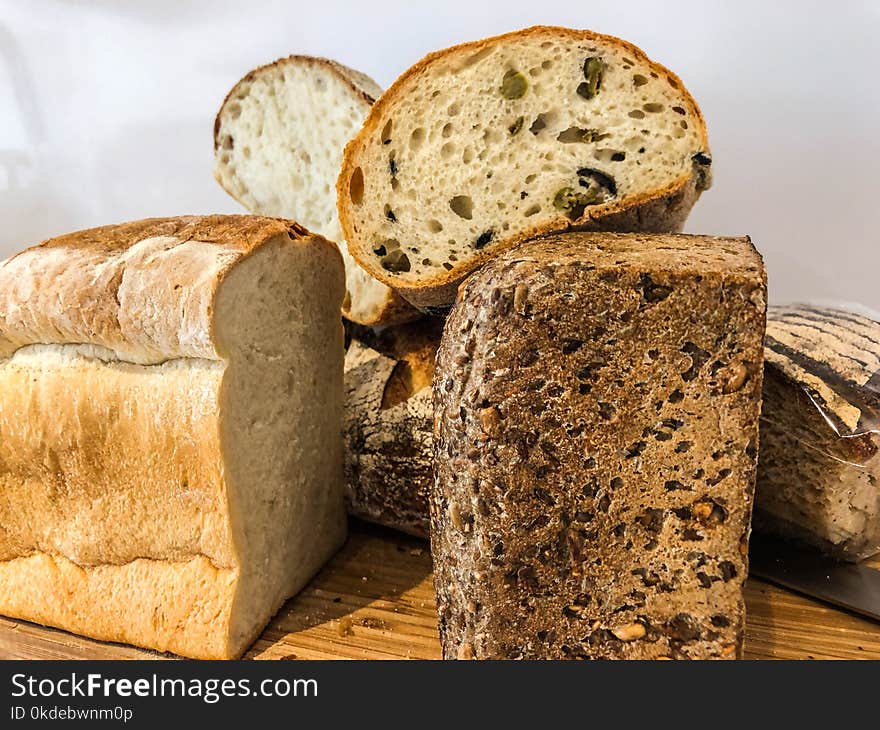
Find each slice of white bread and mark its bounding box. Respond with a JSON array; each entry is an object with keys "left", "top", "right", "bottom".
[
  {"left": 214, "top": 55, "right": 419, "bottom": 326},
  {"left": 0, "top": 216, "right": 347, "bottom": 659},
  {"left": 338, "top": 26, "right": 712, "bottom": 311}
]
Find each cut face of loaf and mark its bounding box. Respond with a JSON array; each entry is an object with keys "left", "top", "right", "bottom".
[
  {"left": 339, "top": 26, "right": 711, "bottom": 311},
  {"left": 343, "top": 319, "right": 443, "bottom": 538},
  {"left": 214, "top": 55, "right": 418, "bottom": 326},
  {"left": 432, "top": 232, "right": 766, "bottom": 660},
  {"left": 754, "top": 305, "right": 880, "bottom": 561},
  {"left": 0, "top": 216, "right": 347, "bottom": 659}
]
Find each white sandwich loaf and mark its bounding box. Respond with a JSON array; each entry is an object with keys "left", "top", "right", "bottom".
[{"left": 0, "top": 215, "right": 347, "bottom": 659}]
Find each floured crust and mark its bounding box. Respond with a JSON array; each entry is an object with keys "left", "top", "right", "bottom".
[
  {"left": 755, "top": 305, "right": 880, "bottom": 560},
  {"left": 763, "top": 305, "right": 880, "bottom": 436},
  {"left": 338, "top": 26, "right": 711, "bottom": 310},
  {"left": 344, "top": 342, "right": 433, "bottom": 537},
  {"left": 343, "top": 319, "right": 442, "bottom": 537},
  {"left": 0, "top": 215, "right": 333, "bottom": 364}
]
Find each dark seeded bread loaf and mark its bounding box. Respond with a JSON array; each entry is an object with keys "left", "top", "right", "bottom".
[
  {"left": 754, "top": 305, "right": 880, "bottom": 561},
  {"left": 432, "top": 232, "right": 766, "bottom": 660},
  {"left": 338, "top": 26, "right": 711, "bottom": 313},
  {"left": 344, "top": 319, "right": 443, "bottom": 537}
]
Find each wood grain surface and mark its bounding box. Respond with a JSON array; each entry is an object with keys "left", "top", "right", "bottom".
[{"left": 1, "top": 522, "right": 878, "bottom": 660}]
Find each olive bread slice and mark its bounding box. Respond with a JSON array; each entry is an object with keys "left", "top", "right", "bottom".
[
  {"left": 214, "top": 55, "right": 419, "bottom": 326},
  {"left": 338, "top": 26, "right": 712, "bottom": 312}
]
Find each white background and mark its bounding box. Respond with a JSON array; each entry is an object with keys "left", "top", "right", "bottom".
[{"left": 1, "top": 0, "right": 877, "bottom": 306}]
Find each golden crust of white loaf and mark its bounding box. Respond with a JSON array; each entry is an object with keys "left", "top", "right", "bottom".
[
  {"left": 338, "top": 26, "right": 711, "bottom": 311},
  {"left": 213, "top": 57, "right": 419, "bottom": 328},
  {"left": 0, "top": 553, "right": 239, "bottom": 659},
  {"left": 0, "top": 347, "right": 230, "bottom": 568},
  {"left": 0, "top": 215, "right": 333, "bottom": 364},
  {"left": 349, "top": 287, "right": 420, "bottom": 328},
  {"left": 0, "top": 347, "right": 241, "bottom": 657}
]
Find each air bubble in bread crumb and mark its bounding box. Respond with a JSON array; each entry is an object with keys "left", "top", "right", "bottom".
[
  {"left": 460, "top": 46, "right": 494, "bottom": 69},
  {"left": 449, "top": 195, "right": 474, "bottom": 219},
  {"left": 380, "top": 118, "right": 393, "bottom": 144},
  {"left": 349, "top": 167, "right": 364, "bottom": 205},
  {"left": 410, "top": 127, "right": 426, "bottom": 150}
]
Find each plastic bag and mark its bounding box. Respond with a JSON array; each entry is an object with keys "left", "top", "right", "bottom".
[{"left": 754, "top": 303, "right": 880, "bottom": 561}]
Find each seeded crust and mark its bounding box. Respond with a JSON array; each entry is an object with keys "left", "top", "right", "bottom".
[
  {"left": 344, "top": 319, "right": 442, "bottom": 537},
  {"left": 432, "top": 232, "right": 766, "bottom": 660},
  {"left": 338, "top": 26, "right": 711, "bottom": 313},
  {"left": 214, "top": 55, "right": 419, "bottom": 326},
  {"left": 754, "top": 305, "right": 880, "bottom": 561}
]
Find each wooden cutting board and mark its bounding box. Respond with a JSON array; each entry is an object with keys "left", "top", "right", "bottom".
[{"left": 1, "top": 522, "right": 879, "bottom": 660}]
